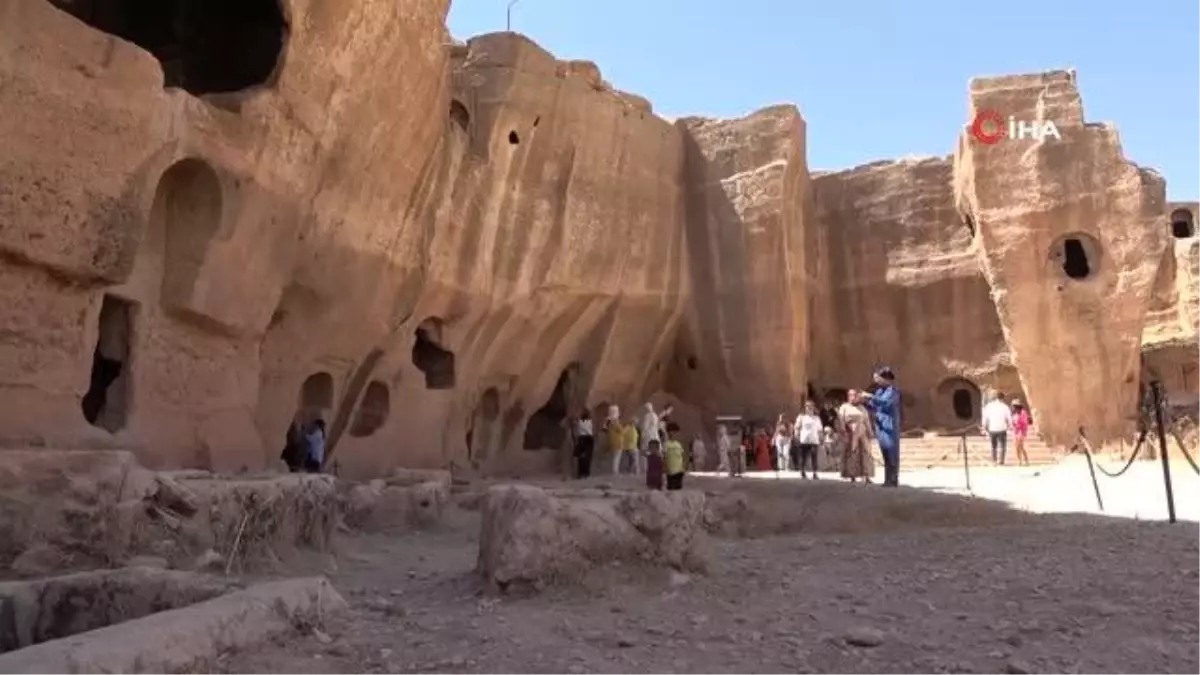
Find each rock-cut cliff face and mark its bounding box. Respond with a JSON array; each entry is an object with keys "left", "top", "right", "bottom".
[
  {"left": 954, "top": 71, "right": 1170, "bottom": 445},
  {"left": 809, "top": 158, "right": 1023, "bottom": 432},
  {"left": 0, "top": 2, "right": 1194, "bottom": 474},
  {"left": 0, "top": 0, "right": 454, "bottom": 471},
  {"left": 0, "top": 2, "right": 814, "bottom": 477}
]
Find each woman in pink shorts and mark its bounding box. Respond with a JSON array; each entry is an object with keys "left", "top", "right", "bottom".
[{"left": 1011, "top": 399, "right": 1032, "bottom": 466}]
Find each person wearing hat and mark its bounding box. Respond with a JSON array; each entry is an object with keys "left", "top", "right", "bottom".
[{"left": 862, "top": 367, "right": 901, "bottom": 487}]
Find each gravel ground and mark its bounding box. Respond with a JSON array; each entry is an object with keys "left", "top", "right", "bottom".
[{"left": 218, "top": 479, "right": 1199, "bottom": 674}]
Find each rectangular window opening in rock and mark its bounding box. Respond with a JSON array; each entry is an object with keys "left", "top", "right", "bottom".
[{"left": 81, "top": 294, "right": 135, "bottom": 433}]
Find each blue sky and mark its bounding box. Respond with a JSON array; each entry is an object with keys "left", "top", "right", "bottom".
[{"left": 449, "top": 0, "right": 1199, "bottom": 201}]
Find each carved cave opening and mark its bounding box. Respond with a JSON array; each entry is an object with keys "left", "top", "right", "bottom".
[
  {"left": 412, "top": 319, "right": 456, "bottom": 390},
  {"left": 936, "top": 377, "right": 980, "bottom": 426},
  {"left": 449, "top": 100, "right": 470, "bottom": 133},
  {"left": 49, "top": 0, "right": 287, "bottom": 96},
  {"left": 348, "top": 381, "right": 390, "bottom": 438},
  {"left": 155, "top": 158, "right": 222, "bottom": 314},
  {"left": 1171, "top": 209, "right": 1195, "bottom": 239},
  {"left": 81, "top": 294, "right": 135, "bottom": 433},
  {"left": 298, "top": 372, "right": 334, "bottom": 422},
  {"left": 508, "top": 130, "right": 520, "bottom": 145},
  {"left": 951, "top": 388, "right": 973, "bottom": 420},
  {"left": 685, "top": 355, "right": 698, "bottom": 371},
  {"left": 523, "top": 368, "right": 575, "bottom": 451},
  {"left": 1061, "top": 238, "right": 1092, "bottom": 279}
]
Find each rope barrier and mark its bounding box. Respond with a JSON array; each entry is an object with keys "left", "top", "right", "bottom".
[
  {"left": 1173, "top": 433, "right": 1200, "bottom": 476},
  {"left": 1080, "top": 431, "right": 1146, "bottom": 479}
]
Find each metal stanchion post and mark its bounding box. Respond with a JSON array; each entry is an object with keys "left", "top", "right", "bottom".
[
  {"left": 1151, "top": 382, "right": 1177, "bottom": 524},
  {"left": 1078, "top": 427, "right": 1105, "bottom": 513},
  {"left": 961, "top": 433, "right": 971, "bottom": 492}
]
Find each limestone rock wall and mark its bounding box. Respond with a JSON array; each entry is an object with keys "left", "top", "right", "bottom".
[
  {"left": 809, "top": 158, "right": 1024, "bottom": 431},
  {"left": 671, "top": 107, "right": 810, "bottom": 419},
  {"left": 0, "top": 8, "right": 704, "bottom": 479},
  {"left": 1, "top": 0, "right": 1194, "bottom": 474},
  {"left": 0, "top": 0, "right": 454, "bottom": 469},
  {"left": 1143, "top": 203, "right": 1199, "bottom": 408},
  {"left": 953, "top": 71, "right": 1169, "bottom": 445},
  {"left": 293, "top": 33, "right": 691, "bottom": 478}
]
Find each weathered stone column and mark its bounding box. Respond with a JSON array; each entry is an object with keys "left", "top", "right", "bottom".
[{"left": 954, "top": 70, "right": 1167, "bottom": 445}]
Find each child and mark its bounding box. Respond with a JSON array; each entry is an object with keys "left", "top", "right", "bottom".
[
  {"left": 664, "top": 424, "right": 686, "bottom": 490},
  {"left": 645, "top": 439, "right": 665, "bottom": 490}
]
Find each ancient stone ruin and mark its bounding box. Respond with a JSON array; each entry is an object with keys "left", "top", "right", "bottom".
[{"left": 1, "top": 0, "right": 1195, "bottom": 480}]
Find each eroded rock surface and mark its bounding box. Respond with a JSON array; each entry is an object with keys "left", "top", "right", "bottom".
[
  {"left": 954, "top": 71, "right": 1169, "bottom": 444},
  {"left": 0, "top": 4, "right": 1194, "bottom": 475},
  {"left": 0, "top": 450, "right": 338, "bottom": 576},
  {"left": 477, "top": 485, "right": 706, "bottom": 592},
  {"left": 0, "top": 567, "right": 238, "bottom": 652},
  {"left": 0, "top": 576, "right": 345, "bottom": 674}
]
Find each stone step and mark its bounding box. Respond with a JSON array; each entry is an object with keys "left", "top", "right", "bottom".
[{"left": 892, "top": 436, "right": 1061, "bottom": 469}]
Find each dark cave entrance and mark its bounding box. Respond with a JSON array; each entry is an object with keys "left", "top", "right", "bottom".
[
  {"left": 81, "top": 295, "right": 135, "bottom": 433},
  {"left": 522, "top": 368, "right": 575, "bottom": 451},
  {"left": 49, "top": 0, "right": 287, "bottom": 96},
  {"left": 412, "top": 319, "right": 456, "bottom": 390},
  {"left": 1061, "top": 238, "right": 1092, "bottom": 279},
  {"left": 1171, "top": 209, "right": 1195, "bottom": 239},
  {"left": 450, "top": 100, "right": 470, "bottom": 134},
  {"left": 951, "top": 388, "right": 974, "bottom": 420}
]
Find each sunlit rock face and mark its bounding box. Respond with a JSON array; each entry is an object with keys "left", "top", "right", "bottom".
[
  {"left": 671, "top": 106, "right": 811, "bottom": 420},
  {"left": 0, "top": 2, "right": 1191, "bottom": 475},
  {"left": 809, "top": 157, "right": 1022, "bottom": 432},
  {"left": 954, "top": 71, "right": 1169, "bottom": 445}
]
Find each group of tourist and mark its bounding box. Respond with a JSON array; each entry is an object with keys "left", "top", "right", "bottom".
[
  {"left": 716, "top": 368, "right": 902, "bottom": 486},
  {"left": 568, "top": 366, "right": 903, "bottom": 488},
  {"left": 566, "top": 402, "right": 690, "bottom": 490},
  {"left": 980, "top": 391, "right": 1033, "bottom": 466}
]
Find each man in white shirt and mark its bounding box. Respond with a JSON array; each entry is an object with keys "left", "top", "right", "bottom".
[{"left": 980, "top": 392, "right": 1013, "bottom": 465}]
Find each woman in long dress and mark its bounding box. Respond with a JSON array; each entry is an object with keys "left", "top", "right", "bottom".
[
  {"left": 838, "top": 390, "right": 875, "bottom": 483},
  {"left": 753, "top": 428, "right": 772, "bottom": 471}
]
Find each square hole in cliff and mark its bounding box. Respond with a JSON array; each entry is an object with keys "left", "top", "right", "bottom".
[
  {"left": 0, "top": 568, "right": 237, "bottom": 655},
  {"left": 1170, "top": 209, "right": 1195, "bottom": 239},
  {"left": 82, "top": 295, "right": 135, "bottom": 433},
  {"left": 1050, "top": 233, "right": 1100, "bottom": 281}
]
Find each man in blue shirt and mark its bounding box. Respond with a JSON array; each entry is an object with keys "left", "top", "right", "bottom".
[{"left": 863, "top": 367, "right": 901, "bottom": 487}]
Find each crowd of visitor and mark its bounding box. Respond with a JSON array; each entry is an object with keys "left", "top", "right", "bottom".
[{"left": 574, "top": 367, "right": 904, "bottom": 488}]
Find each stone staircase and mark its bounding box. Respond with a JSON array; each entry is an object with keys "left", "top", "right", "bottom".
[{"left": 895, "top": 434, "right": 1062, "bottom": 470}]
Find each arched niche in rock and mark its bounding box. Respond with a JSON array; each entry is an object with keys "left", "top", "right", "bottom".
[{"left": 154, "top": 158, "right": 223, "bottom": 315}]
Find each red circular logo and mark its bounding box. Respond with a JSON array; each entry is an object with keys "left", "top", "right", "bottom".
[{"left": 971, "top": 109, "right": 1006, "bottom": 145}]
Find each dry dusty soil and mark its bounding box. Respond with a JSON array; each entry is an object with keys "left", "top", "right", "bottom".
[{"left": 218, "top": 477, "right": 1199, "bottom": 674}]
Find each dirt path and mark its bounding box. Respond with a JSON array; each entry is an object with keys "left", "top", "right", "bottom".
[{"left": 219, "top": 484, "right": 1198, "bottom": 674}]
